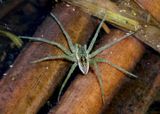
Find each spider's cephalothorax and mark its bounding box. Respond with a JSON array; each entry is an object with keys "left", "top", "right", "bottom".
[
  {"left": 19, "top": 12, "right": 137, "bottom": 103},
  {"left": 75, "top": 44, "right": 89, "bottom": 74}
]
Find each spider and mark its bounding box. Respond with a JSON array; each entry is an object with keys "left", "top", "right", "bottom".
[{"left": 20, "top": 12, "right": 137, "bottom": 103}]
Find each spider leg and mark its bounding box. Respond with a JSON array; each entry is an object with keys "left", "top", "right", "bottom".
[
  {"left": 31, "top": 55, "right": 75, "bottom": 63},
  {"left": 90, "top": 60, "right": 105, "bottom": 104},
  {"left": 94, "top": 58, "right": 138, "bottom": 78},
  {"left": 58, "top": 62, "right": 77, "bottom": 102},
  {"left": 20, "top": 36, "right": 71, "bottom": 55},
  {"left": 0, "top": 30, "right": 22, "bottom": 47},
  {"left": 89, "top": 32, "right": 134, "bottom": 58},
  {"left": 87, "top": 14, "right": 106, "bottom": 53},
  {"left": 50, "top": 13, "right": 75, "bottom": 53}
]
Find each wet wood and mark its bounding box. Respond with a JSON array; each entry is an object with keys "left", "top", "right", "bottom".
[
  {"left": 63, "top": 0, "right": 160, "bottom": 56},
  {"left": 99, "top": 1, "right": 160, "bottom": 113},
  {"left": 135, "top": 0, "right": 160, "bottom": 23},
  {"left": 50, "top": 1, "right": 159, "bottom": 113},
  {"left": 0, "top": 3, "right": 96, "bottom": 114},
  {"left": 64, "top": 0, "right": 141, "bottom": 31},
  {"left": 49, "top": 30, "right": 144, "bottom": 114},
  {"left": 103, "top": 50, "right": 160, "bottom": 114},
  {"left": 115, "top": 0, "right": 160, "bottom": 27},
  {"left": 135, "top": 25, "right": 160, "bottom": 56}
]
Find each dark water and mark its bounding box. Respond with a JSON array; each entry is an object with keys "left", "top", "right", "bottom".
[{"left": 0, "top": 0, "right": 52, "bottom": 77}]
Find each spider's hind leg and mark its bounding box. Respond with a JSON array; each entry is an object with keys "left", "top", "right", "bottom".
[
  {"left": 94, "top": 58, "right": 138, "bottom": 78},
  {"left": 58, "top": 62, "right": 77, "bottom": 102},
  {"left": 90, "top": 60, "right": 105, "bottom": 104}
]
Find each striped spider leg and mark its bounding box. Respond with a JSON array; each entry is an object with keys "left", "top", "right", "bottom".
[{"left": 20, "top": 12, "right": 137, "bottom": 103}]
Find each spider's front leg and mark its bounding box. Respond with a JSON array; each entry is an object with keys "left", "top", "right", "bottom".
[
  {"left": 31, "top": 54, "right": 75, "bottom": 63},
  {"left": 87, "top": 14, "right": 106, "bottom": 53},
  {"left": 50, "top": 13, "right": 75, "bottom": 53},
  {"left": 20, "top": 36, "right": 71, "bottom": 55}
]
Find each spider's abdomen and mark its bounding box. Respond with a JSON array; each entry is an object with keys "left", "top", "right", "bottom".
[{"left": 75, "top": 44, "right": 89, "bottom": 74}]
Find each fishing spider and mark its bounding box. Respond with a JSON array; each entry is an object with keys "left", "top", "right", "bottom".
[{"left": 20, "top": 12, "right": 137, "bottom": 103}]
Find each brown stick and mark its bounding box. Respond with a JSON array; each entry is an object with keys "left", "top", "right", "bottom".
[
  {"left": 64, "top": 0, "right": 141, "bottom": 31},
  {"left": 63, "top": 0, "right": 160, "bottom": 55},
  {"left": 100, "top": 1, "right": 160, "bottom": 113},
  {"left": 135, "top": 0, "right": 160, "bottom": 22},
  {"left": 0, "top": 3, "right": 96, "bottom": 114},
  {"left": 103, "top": 50, "right": 160, "bottom": 114},
  {"left": 49, "top": 30, "right": 145, "bottom": 114}
]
